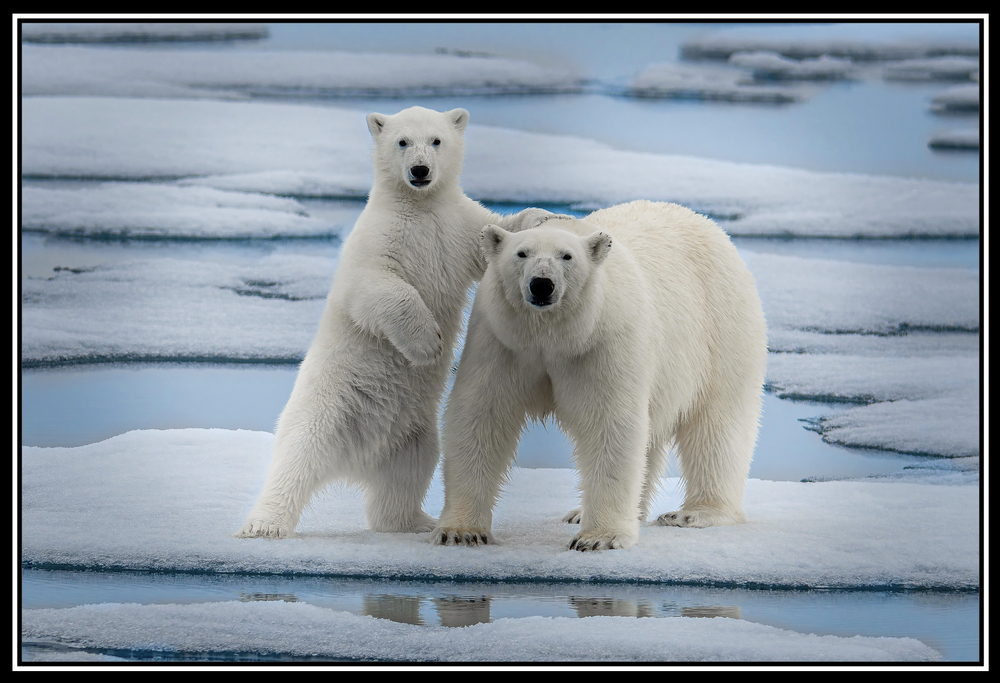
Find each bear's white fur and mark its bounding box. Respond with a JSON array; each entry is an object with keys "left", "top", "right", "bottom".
[
  {"left": 433, "top": 200, "right": 768, "bottom": 551},
  {"left": 235, "top": 106, "right": 555, "bottom": 539}
]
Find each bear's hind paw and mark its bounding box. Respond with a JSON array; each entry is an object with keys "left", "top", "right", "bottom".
[{"left": 654, "top": 508, "right": 744, "bottom": 528}]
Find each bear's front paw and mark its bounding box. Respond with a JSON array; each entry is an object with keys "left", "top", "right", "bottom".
[
  {"left": 233, "top": 517, "right": 293, "bottom": 540},
  {"left": 568, "top": 531, "right": 635, "bottom": 552},
  {"left": 562, "top": 507, "right": 582, "bottom": 524},
  {"left": 431, "top": 526, "right": 493, "bottom": 547},
  {"left": 395, "top": 323, "right": 444, "bottom": 366},
  {"left": 516, "top": 208, "right": 574, "bottom": 231}
]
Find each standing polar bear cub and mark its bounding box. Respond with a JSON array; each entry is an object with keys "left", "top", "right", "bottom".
[
  {"left": 433, "top": 200, "right": 768, "bottom": 551},
  {"left": 235, "top": 106, "right": 553, "bottom": 539}
]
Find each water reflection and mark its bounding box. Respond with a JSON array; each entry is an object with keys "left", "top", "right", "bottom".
[
  {"left": 434, "top": 596, "right": 491, "bottom": 627},
  {"left": 362, "top": 594, "right": 424, "bottom": 626},
  {"left": 569, "top": 596, "right": 654, "bottom": 618}
]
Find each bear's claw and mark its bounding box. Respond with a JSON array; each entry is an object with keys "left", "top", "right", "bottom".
[{"left": 431, "top": 527, "right": 493, "bottom": 547}]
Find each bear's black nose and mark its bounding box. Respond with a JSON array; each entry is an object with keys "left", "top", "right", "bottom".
[
  {"left": 410, "top": 165, "right": 430, "bottom": 179},
  {"left": 529, "top": 277, "right": 555, "bottom": 299}
]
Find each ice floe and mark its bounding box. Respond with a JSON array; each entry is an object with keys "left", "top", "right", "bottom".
[
  {"left": 20, "top": 44, "right": 581, "bottom": 99},
  {"left": 728, "top": 51, "right": 854, "bottom": 80},
  {"left": 20, "top": 599, "right": 943, "bottom": 662},
  {"left": 930, "top": 84, "right": 981, "bottom": 112},
  {"left": 20, "top": 428, "right": 979, "bottom": 590},
  {"left": 20, "top": 183, "right": 343, "bottom": 239},
  {"left": 680, "top": 23, "right": 979, "bottom": 61},
  {"left": 627, "top": 62, "right": 801, "bottom": 102},
  {"left": 20, "top": 97, "right": 979, "bottom": 238},
  {"left": 929, "top": 129, "right": 980, "bottom": 150},
  {"left": 20, "top": 253, "right": 332, "bottom": 366},
  {"left": 20, "top": 22, "right": 269, "bottom": 44},
  {"left": 882, "top": 56, "right": 980, "bottom": 82}
]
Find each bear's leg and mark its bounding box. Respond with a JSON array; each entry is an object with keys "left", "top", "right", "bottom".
[
  {"left": 362, "top": 425, "right": 440, "bottom": 533},
  {"left": 655, "top": 395, "right": 759, "bottom": 528},
  {"left": 638, "top": 440, "right": 671, "bottom": 523},
  {"left": 233, "top": 420, "right": 338, "bottom": 539},
  {"left": 561, "top": 400, "right": 649, "bottom": 551},
  {"left": 433, "top": 334, "right": 534, "bottom": 547}
]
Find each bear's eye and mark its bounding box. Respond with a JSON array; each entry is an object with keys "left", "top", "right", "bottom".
[
  {"left": 398, "top": 140, "right": 407, "bottom": 148},
  {"left": 561, "top": 253, "right": 573, "bottom": 261},
  {"left": 516, "top": 251, "right": 527, "bottom": 258},
  {"left": 433, "top": 139, "right": 441, "bottom": 146}
]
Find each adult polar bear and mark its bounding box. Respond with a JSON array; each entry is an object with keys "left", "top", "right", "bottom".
[
  {"left": 236, "top": 106, "right": 554, "bottom": 539},
  {"left": 433, "top": 201, "right": 768, "bottom": 551}
]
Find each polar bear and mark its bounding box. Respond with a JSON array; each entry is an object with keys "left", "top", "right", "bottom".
[
  {"left": 432, "top": 200, "right": 768, "bottom": 551},
  {"left": 235, "top": 106, "right": 556, "bottom": 539}
]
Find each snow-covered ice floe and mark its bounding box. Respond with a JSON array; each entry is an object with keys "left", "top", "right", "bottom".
[
  {"left": 728, "top": 51, "right": 854, "bottom": 80},
  {"left": 20, "top": 97, "right": 979, "bottom": 238},
  {"left": 21, "top": 599, "right": 943, "bottom": 662},
  {"left": 20, "top": 183, "right": 345, "bottom": 240},
  {"left": 626, "top": 62, "right": 803, "bottom": 102},
  {"left": 882, "top": 56, "right": 980, "bottom": 82},
  {"left": 20, "top": 428, "right": 979, "bottom": 590},
  {"left": 744, "top": 252, "right": 979, "bottom": 460},
  {"left": 20, "top": 22, "right": 269, "bottom": 44},
  {"left": 679, "top": 23, "right": 979, "bottom": 61},
  {"left": 20, "top": 44, "right": 581, "bottom": 99},
  {"left": 21, "top": 253, "right": 333, "bottom": 366},
  {"left": 929, "top": 129, "right": 980, "bottom": 150},
  {"left": 930, "top": 84, "right": 981, "bottom": 113}
]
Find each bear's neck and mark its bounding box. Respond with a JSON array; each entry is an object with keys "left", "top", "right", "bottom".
[{"left": 369, "top": 179, "right": 464, "bottom": 208}]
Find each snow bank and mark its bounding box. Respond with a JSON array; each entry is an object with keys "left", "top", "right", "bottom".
[
  {"left": 20, "top": 183, "right": 345, "bottom": 239},
  {"left": 20, "top": 97, "right": 979, "bottom": 238},
  {"left": 680, "top": 23, "right": 979, "bottom": 61},
  {"left": 20, "top": 600, "right": 942, "bottom": 662},
  {"left": 728, "top": 51, "right": 854, "bottom": 80},
  {"left": 627, "top": 62, "right": 802, "bottom": 102},
  {"left": 20, "top": 22, "right": 268, "bottom": 44},
  {"left": 20, "top": 44, "right": 581, "bottom": 99},
  {"left": 20, "top": 428, "right": 980, "bottom": 590}
]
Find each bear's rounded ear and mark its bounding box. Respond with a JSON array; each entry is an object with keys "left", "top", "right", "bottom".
[
  {"left": 481, "top": 224, "right": 509, "bottom": 263},
  {"left": 586, "top": 231, "right": 613, "bottom": 265},
  {"left": 367, "top": 113, "right": 387, "bottom": 138},
  {"left": 447, "top": 108, "right": 470, "bottom": 135}
]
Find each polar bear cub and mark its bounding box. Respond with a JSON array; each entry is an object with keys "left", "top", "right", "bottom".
[
  {"left": 235, "top": 106, "right": 554, "bottom": 539},
  {"left": 433, "top": 200, "right": 768, "bottom": 551}
]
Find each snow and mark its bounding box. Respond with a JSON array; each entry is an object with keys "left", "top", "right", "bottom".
[
  {"left": 627, "top": 62, "right": 802, "bottom": 102},
  {"left": 929, "top": 129, "right": 981, "bottom": 150},
  {"left": 21, "top": 253, "right": 333, "bottom": 366},
  {"left": 20, "top": 44, "right": 581, "bottom": 99},
  {"left": 20, "top": 183, "right": 343, "bottom": 239},
  {"left": 20, "top": 97, "right": 979, "bottom": 238},
  {"left": 20, "top": 22, "right": 269, "bottom": 44},
  {"left": 21, "top": 600, "right": 942, "bottom": 663},
  {"left": 20, "top": 428, "right": 979, "bottom": 590},
  {"left": 728, "top": 52, "right": 854, "bottom": 80},
  {"left": 679, "top": 23, "right": 979, "bottom": 61}
]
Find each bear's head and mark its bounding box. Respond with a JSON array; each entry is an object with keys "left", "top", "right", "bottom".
[
  {"left": 366, "top": 106, "right": 469, "bottom": 194},
  {"left": 481, "top": 222, "right": 613, "bottom": 313}
]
